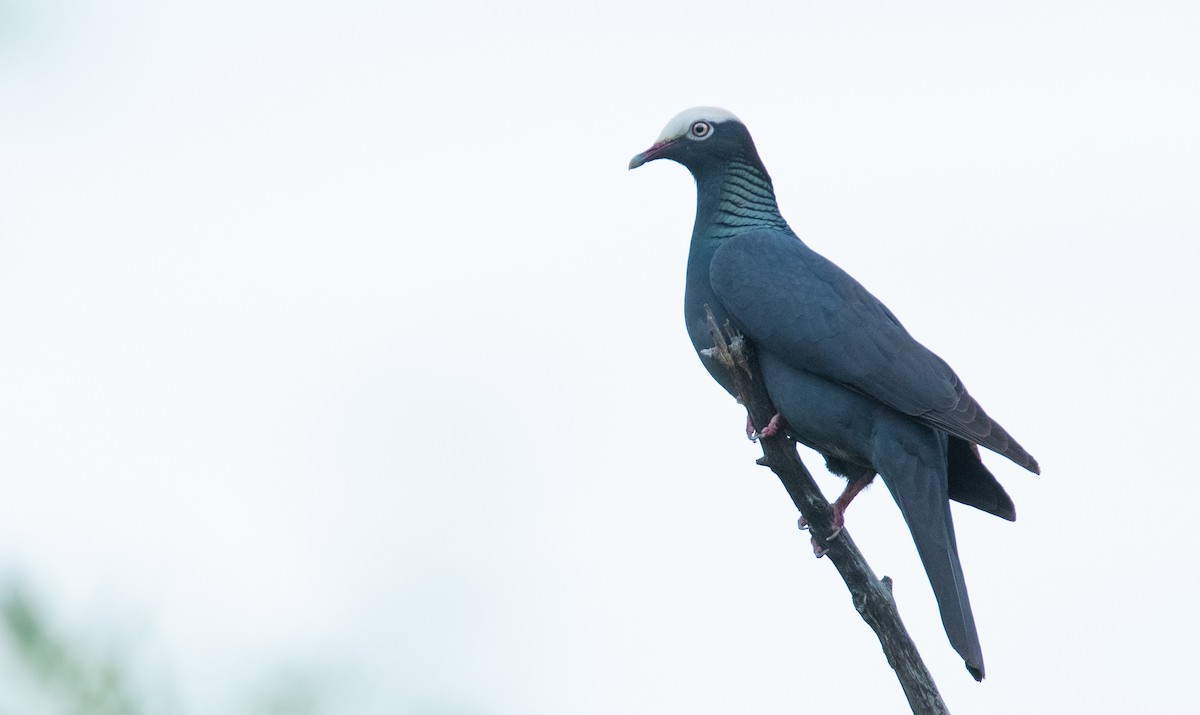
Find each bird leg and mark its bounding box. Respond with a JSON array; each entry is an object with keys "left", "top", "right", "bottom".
[
  {"left": 829, "top": 475, "right": 873, "bottom": 537},
  {"left": 799, "top": 475, "right": 875, "bottom": 558},
  {"left": 746, "top": 412, "right": 782, "bottom": 442}
]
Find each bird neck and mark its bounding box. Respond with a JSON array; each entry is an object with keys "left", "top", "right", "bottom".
[{"left": 691, "top": 158, "right": 790, "bottom": 242}]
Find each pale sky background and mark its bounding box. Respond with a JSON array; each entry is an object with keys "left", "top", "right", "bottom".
[{"left": 1, "top": 0, "right": 1198, "bottom": 713}]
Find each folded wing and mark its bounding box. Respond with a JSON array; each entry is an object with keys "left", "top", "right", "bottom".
[{"left": 709, "top": 229, "right": 1039, "bottom": 474}]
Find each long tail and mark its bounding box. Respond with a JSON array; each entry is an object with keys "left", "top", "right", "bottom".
[{"left": 877, "top": 434, "right": 985, "bottom": 681}]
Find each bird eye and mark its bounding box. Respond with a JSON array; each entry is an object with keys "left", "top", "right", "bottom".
[{"left": 689, "top": 121, "right": 712, "bottom": 139}]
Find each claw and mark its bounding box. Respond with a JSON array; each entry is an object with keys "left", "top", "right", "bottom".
[
  {"left": 746, "top": 412, "right": 782, "bottom": 442},
  {"left": 797, "top": 515, "right": 809, "bottom": 531}
]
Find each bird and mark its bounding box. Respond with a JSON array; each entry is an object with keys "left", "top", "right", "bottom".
[{"left": 629, "top": 107, "right": 1039, "bottom": 681}]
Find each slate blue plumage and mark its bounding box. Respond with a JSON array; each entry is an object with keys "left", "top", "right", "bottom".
[{"left": 630, "top": 107, "right": 1039, "bottom": 681}]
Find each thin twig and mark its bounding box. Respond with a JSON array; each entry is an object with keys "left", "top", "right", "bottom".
[{"left": 703, "top": 306, "right": 950, "bottom": 715}]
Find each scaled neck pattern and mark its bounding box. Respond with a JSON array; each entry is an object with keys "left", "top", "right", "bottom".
[{"left": 705, "top": 158, "right": 790, "bottom": 239}]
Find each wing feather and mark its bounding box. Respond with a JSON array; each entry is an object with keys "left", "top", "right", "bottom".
[{"left": 709, "top": 229, "right": 1038, "bottom": 473}]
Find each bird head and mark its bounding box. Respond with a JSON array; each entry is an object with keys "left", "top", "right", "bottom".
[{"left": 628, "top": 106, "right": 765, "bottom": 177}]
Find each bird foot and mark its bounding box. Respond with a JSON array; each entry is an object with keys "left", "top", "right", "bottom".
[
  {"left": 799, "top": 507, "right": 844, "bottom": 557},
  {"left": 746, "top": 412, "right": 782, "bottom": 442},
  {"left": 799, "top": 516, "right": 838, "bottom": 558},
  {"left": 758, "top": 413, "right": 782, "bottom": 438},
  {"left": 798, "top": 514, "right": 841, "bottom": 537}
]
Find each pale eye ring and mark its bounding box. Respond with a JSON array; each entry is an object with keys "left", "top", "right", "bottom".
[{"left": 689, "top": 121, "right": 713, "bottom": 139}]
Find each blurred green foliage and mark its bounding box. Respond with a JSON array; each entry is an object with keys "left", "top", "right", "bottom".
[
  {"left": 0, "top": 579, "right": 338, "bottom": 715},
  {"left": 1, "top": 583, "right": 144, "bottom": 715}
]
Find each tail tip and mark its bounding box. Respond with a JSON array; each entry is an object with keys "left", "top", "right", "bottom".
[{"left": 967, "top": 661, "right": 985, "bottom": 682}]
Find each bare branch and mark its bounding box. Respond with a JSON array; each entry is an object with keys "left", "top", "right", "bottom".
[{"left": 703, "top": 305, "right": 950, "bottom": 715}]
